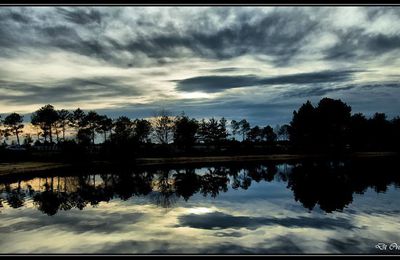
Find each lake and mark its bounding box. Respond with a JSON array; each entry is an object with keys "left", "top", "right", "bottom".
[{"left": 0, "top": 158, "right": 399, "bottom": 254}]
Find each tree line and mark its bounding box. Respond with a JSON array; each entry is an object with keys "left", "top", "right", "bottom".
[
  {"left": 0, "top": 97, "right": 399, "bottom": 153},
  {"left": 0, "top": 105, "right": 288, "bottom": 147},
  {"left": 289, "top": 98, "right": 400, "bottom": 152}
]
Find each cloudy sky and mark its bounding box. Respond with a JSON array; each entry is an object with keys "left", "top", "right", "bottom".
[{"left": 1, "top": 6, "right": 400, "bottom": 126}]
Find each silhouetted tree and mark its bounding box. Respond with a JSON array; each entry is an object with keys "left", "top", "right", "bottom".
[
  {"left": 198, "top": 117, "right": 228, "bottom": 145},
  {"left": 289, "top": 100, "right": 316, "bottom": 149},
  {"left": 197, "top": 119, "right": 209, "bottom": 143},
  {"left": 348, "top": 113, "right": 368, "bottom": 150},
  {"left": 153, "top": 109, "right": 174, "bottom": 144},
  {"left": 0, "top": 115, "right": 3, "bottom": 143},
  {"left": 31, "top": 113, "right": 47, "bottom": 142},
  {"left": 84, "top": 111, "right": 101, "bottom": 145},
  {"left": 316, "top": 98, "right": 352, "bottom": 149},
  {"left": 391, "top": 116, "right": 400, "bottom": 151},
  {"left": 112, "top": 116, "right": 133, "bottom": 143},
  {"left": 97, "top": 115, "right": 113, "bottom": 143},
  {"left": 230, "top": 120, "right": 240, "bottom": 140},
  {"left": 30, "top": 118, "right": 43, "bottom": 143},
  {"left": 0, "top": 116, "right": 3, "bottom": 143},
  {"left": 76, "top": 128, "right": 92, "bottom": 145},
  {"left": 31, "top": 105, "right": 59, "bottom": 144},
  {"left": 57, "top": 109, "right": 71, "bottom": 141},
  {"left": 247, "top": 126, "right": 262, "bottom": 142},
  {"left": 289, "top": 98, "right": 351, "bottom": 151},
  {"left": 368, "top": 112, "right": 390, "bottom": 150},
  {"left": 262, "top": 125, "right": 277, "bottom": 143},
  {"left": 133, "top": 119, "right": 152, "bottom": 143},
  {"left": 173, "top": 114, "right": 199, "bottom": 149},
  {"left": 277, "top": 124, "right": 290, "bottom": 141},
  {"left": 69, "top": 108, "right": 87, "bottom": 141},
  {"left": 218, "top": 117, "right": 229, "bottom": 144},
  {"left": 238, "top": 119, "right": 250, "bottom": 141},
  {"left": 3, "top": 113, "right": 24, "bottom": 145}
]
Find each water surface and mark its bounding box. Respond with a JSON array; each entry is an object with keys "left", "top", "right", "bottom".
[{"left": 0, "top": 158, "right": 399, "bottom": 254}]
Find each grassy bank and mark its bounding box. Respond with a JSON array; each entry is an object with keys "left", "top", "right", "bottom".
[{"left": 0, "top": 162, "right": 70, "bottom": 176}]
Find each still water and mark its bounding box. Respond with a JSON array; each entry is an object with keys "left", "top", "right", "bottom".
[{"left": 0, "top": 158, "right": 399, "bottom": 254}]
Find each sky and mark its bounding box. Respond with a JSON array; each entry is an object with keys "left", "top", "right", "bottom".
[{"left": 1, "top": 6, "right": 400, "bottom": 126}]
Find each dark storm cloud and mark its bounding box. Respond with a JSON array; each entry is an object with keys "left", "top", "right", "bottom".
[
  {"left": 42, "top": 25, "right": 80, "bottom": 39},
  {"left": 0, "top": 8, "right": 337, "bottom": 66},
  {"left": 106, "top": 8, "right": 320, "bottom": 66},
  {"left": 0, "top": 77, "right": 142, "bottom": 105},
  {"left": 281, "top": 82, "right": 400, "bottom": 99},
  {"left": 358, "top": 82, "right": 400, "bottom": 90},
  {"left": 175, "top": 70, "right": 360, "bottom": 93},
  {"left": 81, "top": 8, "right": 400, "bottom": 67},
  {"left": 1, "top": 7, "right": 400, "bottom": 67},
  {"left": 281, "top": 85, "right": 358, "bottom": 99},
  {"left": 38, "top": 25, "right": 116, "bottom": 64},
  {"left": 259, "top": 70, "right": 361, "bottom": 85},
  {"left": 324, "top": 29, "right": 400, "bottom": 62},
  {"left": 0, "top": 8, "right": 170, "bottom": 65},
  {"left": 57, "top": 7, "right": 102, "bottom": 25},
  {"left": 40, "top": 25, "right": 92, "bottom": 54},
  {"left": 175, "top": 75, "right": 259, "bottom": 93},
  {"left": 366, "top": 34, "right": 400, "bottom": 53},
  {"left": 182, "top": 8, "right": 319, "bottom": 64},
  {"left": 177, "top": 211, "right": 354, "bottom": 230},
  {"left": 9, "top": 12, "right": 30, "bottom": 24},
  {"left": 0, "top": 9, "right": 119, "bottom": 65},
  {"left": 0, "top": 9, "right": 30, "bottom": 24}
]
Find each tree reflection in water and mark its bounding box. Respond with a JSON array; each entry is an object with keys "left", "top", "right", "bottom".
[{"left": 0, "top": 158, "right": 399, "bottom": 216}]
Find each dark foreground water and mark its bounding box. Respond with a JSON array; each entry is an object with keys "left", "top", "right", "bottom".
[{"left": 0, "top": 158, "right": 400, "bottom": 254}]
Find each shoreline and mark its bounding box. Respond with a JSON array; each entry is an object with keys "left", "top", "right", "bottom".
[
  {"left": 133, "top": 152, "right": 399, "bottom": 166},
  {"left": 0, "top": 152, "right": 398, "bottom": 177},
  {"left": 0, "top": 161, "right": 71, "bottom": 177}
]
